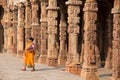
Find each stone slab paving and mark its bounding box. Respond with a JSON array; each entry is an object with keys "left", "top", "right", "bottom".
[
  {"left": 0, "top": 53, "right": 112, "bottom": 80},
  {"left": 0, "top": 53, "right": 83, "bottom": 80}
]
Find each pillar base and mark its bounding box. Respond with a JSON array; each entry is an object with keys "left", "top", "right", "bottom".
[
  {"left": 105, "top": 60, "right": 112, "bottom": 69},
  {"left": 46, "top": 58, "right": 58, "bottom": 67},
  {"left": 81, "top": 66, "right": 99, "bottom": 80},
  {"left": 58, "top": 53, "right": 67, "bottom": 66},
  {"left": 17, "top": 50, "right": 24, "bottom": 58},
  {"left": 65, "top": 62, "right": 81, "bottom": 75},
  {"left": 110, "top": 77, "right": 120, "bottom": 80},
  {"left": 39, "top": 55, "right": 47, "bottom": 64}
]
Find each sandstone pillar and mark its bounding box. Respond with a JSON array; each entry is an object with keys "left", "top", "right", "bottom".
[
  {"left": 31, "top": 0, "right": 39, "bottom": 50},
  {"left": 17, "top": 3, "right": 25, "bottom": 54},
  {"left": 12, "top": 6, "right": 18, "bottom": 54},
  {"left": 110, "top": 0, "right": 120, "bottom": 80},
  {"left": 46, "top": 0, "right": 59, "bottom": 67},
  {"left": 7, "top": 25, "right": 13, "bottom": 53},
  {"left": 3, "top": 27, "right": 8, "bottom": 52},
  {"left": 25, "top": 1, "right": 32, "bottom": 44},
  {"left": 105, "top": 13, "right": 112, "bottom": 69},
  {"left": 39, "top": 0, "right": 48, "bottom": 64},
  {"left": 65, "top": 0, "right": 82, "bottom": 75},
  {"left": 7, "top": 8, "right": 13, "bottom": 53},
  {"left": 2, "top": 6, "right": 8, "bottom": 53},
  {"left": 58, "top": 8, "right": 67, "bottom": 66},
  {"left": 80, "top": 0, "right": 99, "bottom": 80}
]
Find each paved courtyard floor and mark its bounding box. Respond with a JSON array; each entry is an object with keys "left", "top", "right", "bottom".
[{"left": 0, "top": 53, "right": 112, "bottom": 80}]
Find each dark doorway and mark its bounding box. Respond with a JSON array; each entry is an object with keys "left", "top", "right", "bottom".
[
  {"left": 97, "top": 0, "right": 113, "bottom": 66},
  {"left": 0, "top": 5, "right": 4, "bottom": 52}
]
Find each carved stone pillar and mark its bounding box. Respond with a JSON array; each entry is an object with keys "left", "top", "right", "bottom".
[
  {"left": 39, "top": 0, "right": 48, "bottom": 64},
  {"left": 12, "top": 6, "right": 18, "bottom": 54},
  {"left": 111, "top": 0, "right": 120, "bottom": 80},
  {"left": 25, "top": 1, "right": 32, "bottom": 44},
  {"left": 105, "top": 13, "right": 112, "bottom": 69},
  {"left": 65, "top": 0, "right": 82, "bottom": 75},
  {"left": 58, "top": 8, "right": 67, "bottom": 66},
  {"left": 3, "top": 27, "right": 8, "bottom": 53},
  {"left": 7, "top": 8, "right": 13, "bottom": 53},
  {"left": 17, "top": 3, "right": 25, "bottom": 55},
  {"left": 1, "top": 6, "right": 8, "bottom": 53},
  {"left": 80, "top": 0, "right": 99, "bottom": 80},
  {"left": 46, "top": 0, "right": 59, "bottom": 67},
  {"left": 31, "top": 0, "right": 39, "bottom": 50}
]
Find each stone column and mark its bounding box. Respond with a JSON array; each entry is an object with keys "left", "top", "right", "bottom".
[
  {"left": 46, "top": 0, "right": 59, "bottom": 67},
  {"left": 58, "top": 8, "right": 67, "bottom": 66},
  {"left": 31, "top": 0, "right": 39, "bottom": 50},
  {"left": 7, "top": 8, "right": 13, "bottom": 53},
  {"left": 105, "top": 13, "right": 112, "bottom": 69},
  {"left": 17, "top": 3, "right": 25, "bottom": 55},
  {"left": 12, "top": 6, "right": 18, "bottom": 54},
  {"left": 3, "top": 26, "right": 8, "bottom": 53},
  {"left": 25, "top": 1, "right": 32, "bottom": 44},
  {"left": 1, "top": 6, "right": 8, "bottom": 53},
  {"left": 39, "top": 0, "right": 48, "bottom": 64},
  {"left": 80, "top": 0, "right": 99, "bottom": 80},
  {"left": 65, "top": 0, "right": 82, "bottom": 75},
  {"left": 111, "top": 0, "right": 120, "bottom": 80}
]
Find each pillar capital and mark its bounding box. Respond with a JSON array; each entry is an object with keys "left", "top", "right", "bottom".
[
  {"left": 83, "top": 1, "right": 98, "bottom": 12},
  {"left": 112, "top": 8, "right": 120, "bottom": 14},
  {"left": 31, "top": 0, "right": 39, "bottom": 5},
  {"left": 46, "top": 7, "right": 59, "bottom": 11},
  {"left": 40, "top": 0, "right": 48, "bottom": 2},
  {"left": 66, "top": 0, "right": 82, "bottom": 6},
  {"left": 16, "top": 2, "right": 25, "bottom": 8},
  {"left": 46, "top": 0, "right": 59, "bottom": 10},
  {"left": 25, "top": 0, "right": 31, "bottom": 7}
]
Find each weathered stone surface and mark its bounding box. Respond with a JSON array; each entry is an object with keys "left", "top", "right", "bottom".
[
  {"left": 46, "top": 0, "right": 59, "bottom": 67},
  {"left": 25, "top": 1, "right": 32, "bottom": 44},
  {"left": 39, "top": 0, "right": 48, "bottom": 64},
  {"left": 17, "top": 2, "right": 25, "bottom": 55},
  {"left": 31, "top": 0, "right": 40, "bottom": 50}
]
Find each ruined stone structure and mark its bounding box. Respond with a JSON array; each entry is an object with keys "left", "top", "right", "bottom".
[{"left": 0, "top": 0, "right": 120, "bottom": 80}]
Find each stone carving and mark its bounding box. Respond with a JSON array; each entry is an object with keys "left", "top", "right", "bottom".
[
  {"left": 17, "top": 2, "right": 25, "bottom": 55},
  {"left": 80, "top": 0, "right": 99, "bottom": 80},
  {"left": 25, "top": 1, "right": 32, "bottom": 43},
  {"left": 46, "top": 0, "right": 59, "bottom": 67},
  {"left": 65, "top": 0, "right": 82, "bottom": 75},
  {"left": 39, "top": 0, "right": 48, "bottom": 64},
  {"left": 31, "top": 0, "right": 39, "bottom": 50}
]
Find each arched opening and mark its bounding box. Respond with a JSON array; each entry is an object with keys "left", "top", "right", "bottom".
[
  {"left": 97, "top": 0, "right": 113, "bottom": 66},
  {"left": 0, "top": 5, "right": 4, "bottom": 52}
]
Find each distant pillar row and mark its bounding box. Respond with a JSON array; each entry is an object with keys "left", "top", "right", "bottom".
[
  {"left": 46, "top": 0, "right": 59, "bottom": 66},
  {"left": 111, "top": 0, "right": 120, "bottom": 80},
  {"left": 17, "top": 3, "right": 25, "bottom": 54},
  {"left": 81, "top": 0, "right": 99, "bottom": 80},
  {"left": 39, "top": 0, "right": 48, "bottom": 64},
  {"left": 65, "top": 0, "right": 82, "bottom": 75}
]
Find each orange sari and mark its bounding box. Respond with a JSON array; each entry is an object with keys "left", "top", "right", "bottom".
[{"left": 24, "top": 42, "right": 35, "bottom": 67}]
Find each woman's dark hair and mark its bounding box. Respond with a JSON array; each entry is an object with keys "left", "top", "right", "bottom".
[{"left": 29, "top": 37, "right": 34, "bottom": 41}]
